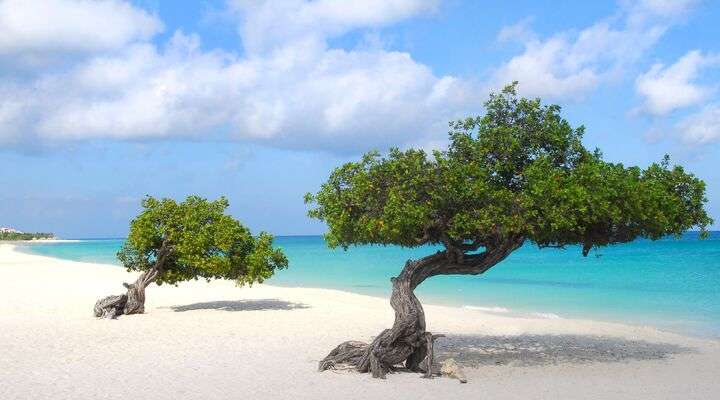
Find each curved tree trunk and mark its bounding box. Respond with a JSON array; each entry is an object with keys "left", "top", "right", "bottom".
[
  {"left": 318, "top": 254, "right": 444, "bottom": 378},
  {"left": 94, "top": 243, "right": 170, "bottom": 319},
  {"left": 93, "top": 267, "right": 161, "bottom": 318},
  {"left": 121, "top": 267, "right": 160, "bottom": 315},
  {"left": 319, "top": 236, "right": 524, "bottom": 378}
]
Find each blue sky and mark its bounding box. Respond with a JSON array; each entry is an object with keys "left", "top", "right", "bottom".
[{"left": 1, "top": 0, "right": 719, "bottom": 238}]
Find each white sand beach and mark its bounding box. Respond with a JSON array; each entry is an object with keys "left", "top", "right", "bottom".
[{"left": 1, "top": 243, "right": 718, "bottom": 400}]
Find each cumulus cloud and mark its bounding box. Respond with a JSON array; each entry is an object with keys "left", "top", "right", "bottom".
[
  {"left": 0, "top": 0, "right": 161, "bottom": 68},
  {"left": 26, "top": 33, "right": 466, "bottom": 151},
  {"left": 0, "top": 0, "right": 470, "bottom": 152},
  {"left": 32, "top": 34, "right": 239, "bottom": 140},
  {"left": 635, "top": 50, "right": 720, "bottom": 115},
  {"left": 491, "top": 0, "right": 694, "bottom": 99},
  {"left": 1, "top": 0, "right": 709, "bottom": 153},
  {"left": 230, "top": 0, "right": 438, "bottom": 55},
  {"left": 676, "top": 104, "right": 720, "bottom": 145}
]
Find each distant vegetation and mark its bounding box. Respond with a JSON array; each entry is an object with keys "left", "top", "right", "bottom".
[{"left": 0, "top": 232, "right": 55, "bottom": 241}]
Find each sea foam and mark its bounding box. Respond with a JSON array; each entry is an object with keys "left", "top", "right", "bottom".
[{"left": 462, "top": 305, "right": 510, "bottom": 313}]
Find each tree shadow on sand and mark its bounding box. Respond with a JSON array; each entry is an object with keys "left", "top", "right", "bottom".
[
  {"left": 433, "top": 334, "right": 693, "bottom": 367},
  {"left": 169, "top": 299, "right": 309, "bottom": 312}
]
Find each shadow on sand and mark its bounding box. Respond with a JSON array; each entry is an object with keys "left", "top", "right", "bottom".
[
  {"left": 169, "top": 298, "right": 309, "bottom": 312},
  {"left": 434, "top": 334, "right": 693, "bottom": 367}
]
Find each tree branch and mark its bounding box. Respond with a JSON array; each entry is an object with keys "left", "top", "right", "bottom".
[{"left": 410, "top": 235, "right": 525, "bottom": 288}]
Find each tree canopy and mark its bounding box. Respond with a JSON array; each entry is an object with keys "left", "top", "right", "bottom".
[
  {"left": 306, "top": 83, "right": 712, "bottom": 258},
  {"left": 118, "top": 195, "right": 288, "bottom": 286}
]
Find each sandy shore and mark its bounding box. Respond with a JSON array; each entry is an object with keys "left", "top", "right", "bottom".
[{"left": 1, "top": 244, "right": 718, "bottom": 399}]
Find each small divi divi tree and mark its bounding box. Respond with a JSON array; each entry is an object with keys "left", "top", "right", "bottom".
[
  {"left": 94, "top": 196, "right": 288, "bottom": 319},
  {"left": 305, "top": 83, "right": 712, "bottom": 378}
]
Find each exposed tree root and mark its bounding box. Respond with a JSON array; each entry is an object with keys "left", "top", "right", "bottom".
[
  {"left": 93, "top": 294, "right": 127, "bottom": 319},
  {"left": 318, "top": 341, "right": 369, "bottom": 371},
  {"left": 319, "top": 331, "right": 445, "bottom": 378}
]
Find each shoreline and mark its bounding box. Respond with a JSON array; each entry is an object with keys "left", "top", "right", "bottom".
[
  {"left": 2, "top": 241, "right": 718, "bottom": 346},
  {"left": 2, "top": 243, "right": 719, "bottom": 399},
  {"left": 11, "top": 241, "right": 719, "bottom": 341},
  {"left": 0, "top": 238, "right": 82, "bottom": 244}
]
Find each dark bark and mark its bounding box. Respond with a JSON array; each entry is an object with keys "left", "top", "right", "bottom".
[
  {"left": 93, "top": 243, "right": 170, "bottom": 319},
  {"left": 319, "top": 235, "right": 524, "bottom": 378}
]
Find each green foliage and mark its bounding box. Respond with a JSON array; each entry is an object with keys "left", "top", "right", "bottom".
[
  {"left": 118, "top": 196, "right": 288, "bottom": 285},
  {"left": 0, "top": 231, "right": 55, "bottom": 241},
  {"left": 306, "top": 83, "right": 712, "bottom": 255}
]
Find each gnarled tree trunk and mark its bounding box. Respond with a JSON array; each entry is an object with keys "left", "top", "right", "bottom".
[
  {"left": 319, "top": 236, "right": 524, "bottom": 378},
  {"left": 93, "top": 243, "right": 170, "bottom": 319},
  {"left": 93, "top": 267, "right": 161, "bottom": 318},
  {"left": 318, "top": 254, "right": 444, "bottom": 378}
]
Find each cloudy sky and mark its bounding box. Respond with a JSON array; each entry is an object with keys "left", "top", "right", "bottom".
[{"left": 1, "top": 0, "right": 719, "bottom": 237}]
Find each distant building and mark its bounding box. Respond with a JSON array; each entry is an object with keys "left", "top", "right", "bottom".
[{"left": 0, "top": 227, "right": 22, "bottom": 233}]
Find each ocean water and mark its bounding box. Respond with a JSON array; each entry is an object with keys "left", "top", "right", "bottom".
[{"left": 16, "top": 232, "right": 720, "bottom": 338}]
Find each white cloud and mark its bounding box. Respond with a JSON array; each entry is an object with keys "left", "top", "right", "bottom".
[
  {"left": 231, "top": 0, "right": 438, "bottom": 55},
  {"left": 676, "top": 104, "right": 720, "bottom": 145},
  {"left": 629, "top": 0, "right": 699, "bottom": 17},
  {"left": 35, "top": 34, "right": 241, "bottom": 140},
  {"left": 497, "top": 17, "right": 536, "bottom": 43},
  {"left": 492, "top": 33, "right": 601, "bottom": 99},
  {"left": 0, "top": 0, "right": 161, "bottom": 67},
  {"left": 634, "top": 48, "right": 720, "bottom": 148},
  {"left": 491, "top": 1, "right": 690, "bottom": 99},
  {"left": 3, "top": 0, "right": 708, "bottom": 153},
  {"left": 635, "top": 50, "right": 719, "bottom": 115},
  {"left": 25, "top": 33, "right": 468, "bottom": 151},
  {"left": 0, "top": 0, "right": 472, "bottom": 152}
]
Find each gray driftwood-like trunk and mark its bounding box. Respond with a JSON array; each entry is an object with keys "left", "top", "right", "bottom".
[
  {"left": 318, "top": 236, "right": 524, "bottom": 378},
  {"left": 93, "top": 244, "right": 170, "bottom": 319},
  {"left": 93, "top": 266, "right": 161, "bottom": 318}
]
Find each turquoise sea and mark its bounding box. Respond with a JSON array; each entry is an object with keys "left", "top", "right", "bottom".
[{"left": 16, "top": 232, "right": 720, "bottom": 338}]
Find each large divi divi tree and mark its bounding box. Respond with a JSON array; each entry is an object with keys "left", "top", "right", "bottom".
[{"left": 305, "top": 83, "right": 712, "bottom": 378}]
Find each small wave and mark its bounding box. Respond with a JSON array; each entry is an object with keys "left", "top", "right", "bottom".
[
  {"left": 531, "top": 312, "right": 562, "bottom": 319},
  {"left": 462, "top": 305, "right": 510, "bottom": 313}
]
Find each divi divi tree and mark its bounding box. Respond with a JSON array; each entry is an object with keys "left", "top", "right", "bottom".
[
  {"left": 305, "top": 84, "right": 712, "bottom": 378},
  {"left": 94, "top": 196, "right": 288, "bottom": 319}
]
